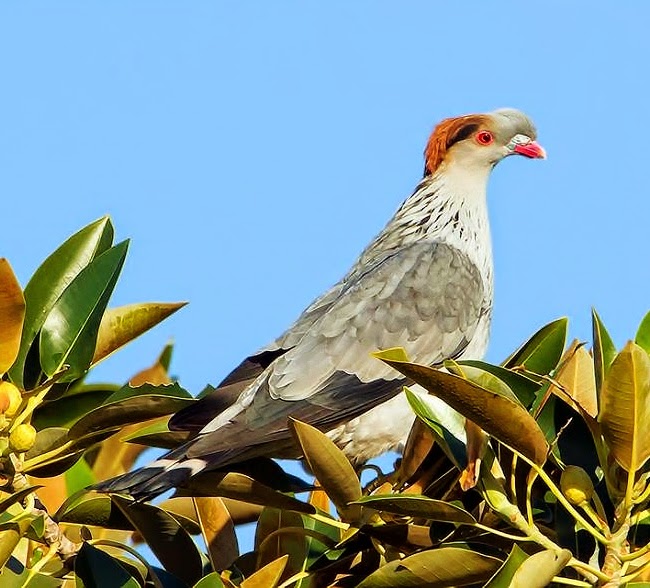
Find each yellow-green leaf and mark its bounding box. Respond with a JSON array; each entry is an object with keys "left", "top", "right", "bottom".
[
  {"left": 599, "top": 341, "right": 650, "bottom": 472},
  {"left": 289, "top": 418, "right": 361, "bottom": 521},
  {"left": 552, "top": 341, "right": 598, "bottom": 418},
  {"left": 0, "top": 259, "right": 25, "bottom": 375},
  {"left": 356, "top": 547, "right": 501, "bottom": 587},
  {"left": 92, "top": 302, "right": 186, "bottom": 366},
  {"left": 509, "top": 548, "right": 572, "bottom": 588},
  {"left": 241, "top": 554, "right": 288, "bottom": 588}
]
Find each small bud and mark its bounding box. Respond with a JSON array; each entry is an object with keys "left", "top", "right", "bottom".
[
  {"left": 9, "top": 424, "right": 37, "bottom": 453},
  {"left": 561, "top": 465, "right": 594, "bottom": 505},
  {"left": 0, "top": 382, "right": 22, "bottom": 417}
]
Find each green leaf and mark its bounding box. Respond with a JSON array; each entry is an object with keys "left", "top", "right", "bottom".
[
  {"left": 39, "top": 240, "right": 129, "bottom": 380},
  {"left": 457, "top": 360, "right": 539, "bottom": 407},
  {"left": 193, "top": 573, "right": 226, "bottom": 588},
  {"left": 92, "top": 302, "right": 186, "bottom": 367},
  {"left": 121, "top": 418, "right": 192, "bottom": 449},
  {"left": 32, "top": 385, "right": 118, "bottom": 430},
  {"left": 404, "top": 387, "right": 466, "bottom": 469},
  {"left": 9, "top": 216, "right": 113, "bottom": 387},
  {"left": 0, "top": 259, "right": 26, "bottom": 375},
  {"left": 74, "top": 542, "right": 140, "bottom": 588},
  {"left": 599, "top": 341, "right": 650, "bottom": 472},
  {"left": 636, "top": 311, "right": 650, "bottom": 356},
  {"left": 55, "top": 494, "right": 133, "bottom": 531},
  {"left": 67, "top": 383, "right": 193, "bottom": 439},
  {"left": 356, "top": 546, "right": 501, "bottom": 587},
  {"left": 375, "top": 353, "right": 549, "bottom": 465},
  {"left": 112, "top": 495, "right": 204, "bottom": 586},
  {"left": 503, "top": 317, "right": 568, "bottom": 376},
  {"left": 289, "top": 418, "right": 362, "bottom": 521},
  {"left": 592, "top": 309, "right": 617, "bottom": 394},
  {"left": 483, "top": 544, "right": 529, "bottom": 587},
  {"left": 0, "top": 566, "right": 62, "bottom": 587},
  {"left": 351, "top": 495, "right": 476, "bottom": 523}
]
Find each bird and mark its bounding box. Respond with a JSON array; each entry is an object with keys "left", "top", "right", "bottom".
[{"left": 97, "top": 108, "right": 545, "bottom": 500}]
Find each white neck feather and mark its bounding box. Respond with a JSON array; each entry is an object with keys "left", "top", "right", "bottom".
[{"left": 358, "top": 162, "right": 494, "bottom": 294}]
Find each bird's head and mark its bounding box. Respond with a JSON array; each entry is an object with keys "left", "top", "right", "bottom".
[{"left": 424, "top": 108, "right": 545, "bottom": 177}]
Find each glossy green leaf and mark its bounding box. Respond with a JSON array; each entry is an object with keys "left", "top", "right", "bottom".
[
  {"left": 351, "top": 495, "right": 475, "bottom": 523},
  {"left": 503, "top": 317, "right": 568, "bottom": 376},
  {"left": 75, "top": 542, "right": 140, "bottom": 588},
  {"left": 9, "top": 217, "right": 113, "bottom": 387},
  {"left": 458, "top": 360, "right": 539, "bottom": 407},
  {"left": 599, "top": 341, "right": 650, "bottom": 472},
  {"left": 92, "top": 302, "right": 186, "bottom": 367},
  {"left": 404, "top": 387, "right": 466, "bottom": 469},
  {"left": 32, "top": 385, "right": 117, "bottom": 430},
  {"left": 39, "top": 240, "right": 129, "bottom": 380},
  {"left": 592, "top": 309, "right": 617, "bottom": 393},
  {"left": 356, "top": 547, "right": 501, "bottom": 587},
  {"left": 0, "top": 259, "right": 26, "bottom": 375},
  {"left": 289, "top": 418, "right": 362, "bottom": 521},
  {"left": 112, "top": 495, "right": 204, "bottom": 586},
  {"left": 509, "top": 548, "right": 571, "bottom": 587},
  {"left": 483, "top": 544, "right": 529, "bottom": 587},
  {"left": 68, "top": 383, "right": 193, "bottom": 439},
  {"left": 375, "top": 352, "right": 548, "bottom": 465}
]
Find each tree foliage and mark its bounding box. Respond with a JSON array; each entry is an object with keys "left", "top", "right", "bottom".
[{"left": 1, "top": 218, "right": 649, "bottom": 587}]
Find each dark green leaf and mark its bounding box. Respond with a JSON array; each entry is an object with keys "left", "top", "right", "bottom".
[
  {"left": 9, "top": 217, "right": 113, "bottom": 387},
  {"left": 68, "top": 383, "right": 193, "bottom": 439},
  {"left": 32, "top": 386, "right": 117, "bottom": 430},
  {"left": 351, "top": 495, "right": 476, "bottom": 523},
  {"left": 593, "top": 309, "right": 617, "bottom": 394},
  {"left": 503, "top": 318, "right": 568, "bottom": 376},
  {"left": 39, "top": 240, "right": 129, "bottom": 380},
  {"left": 75, "top": 542, "right": 140, "bottom": 588},
  {"left": 55, "top": 494, "right": 133, "bottom": 530},
  {"left": 112, "top": 495, "right": 204, "bottom": 586}
]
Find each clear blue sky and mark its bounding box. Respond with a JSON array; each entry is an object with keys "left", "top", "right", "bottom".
[{"left": 1, "top": 0, "right": 647, "bottom": 558}]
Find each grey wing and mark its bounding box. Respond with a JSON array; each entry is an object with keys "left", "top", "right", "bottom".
[{"left": 192, "top": 241, "right": 486, "bottom": 454}]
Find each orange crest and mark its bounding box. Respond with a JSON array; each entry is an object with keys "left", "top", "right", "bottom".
[{"left": 423, "top": 114, "right": 489, "bottom": 176}]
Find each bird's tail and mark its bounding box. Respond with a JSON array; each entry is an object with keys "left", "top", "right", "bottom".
[{"left": 93, "top": 442, "right": 219, "bottom": 501}]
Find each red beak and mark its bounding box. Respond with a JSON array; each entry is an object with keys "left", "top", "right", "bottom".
[{"left": 513, "top": 141, "right": 546, "bottom": 159}]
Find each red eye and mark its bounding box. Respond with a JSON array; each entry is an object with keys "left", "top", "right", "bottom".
[{"left": 476, "top": 131, "right": 494, "bottom": 145}]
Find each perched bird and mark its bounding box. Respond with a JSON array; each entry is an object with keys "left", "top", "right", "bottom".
[{"left": 98, "top": 108, "right": 545, "bottom": 499}]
